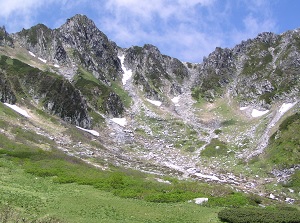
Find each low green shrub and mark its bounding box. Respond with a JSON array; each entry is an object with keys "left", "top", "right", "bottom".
[
  {"left": 201, "top": 138, "right": 228, "bottom": 157},
  {"left": 218, "top": 207, "right": 300, "bottom": 223},
  {"left": 264, "top": 113, "right": 300, "bottom": 168}
]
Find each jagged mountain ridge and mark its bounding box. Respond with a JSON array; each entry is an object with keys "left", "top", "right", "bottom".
[{"left": 0, "top": 14, "right": 299, "bottom": 203}]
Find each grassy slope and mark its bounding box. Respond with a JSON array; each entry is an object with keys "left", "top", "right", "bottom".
[
  {"left": 0, "top": 100, "right": 223, "bottom": 222},
  {"left": 0, "top": 158, "right": 221, "bottom": 223}
]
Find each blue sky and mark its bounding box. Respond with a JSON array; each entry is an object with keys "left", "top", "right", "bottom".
[{"left": 0, "top": 0, "right": 299, "bottom": 62}]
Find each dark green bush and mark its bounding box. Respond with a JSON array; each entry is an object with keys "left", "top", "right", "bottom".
[
  {"left": 201, "top": 138, "right": 228, "bottom": 157},
  {"left": 218, "top": 207, "right": 300, "bottom": 223}
]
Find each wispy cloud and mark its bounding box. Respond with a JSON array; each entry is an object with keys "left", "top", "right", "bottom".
[
  {"left": 98, "top": 0, "right": 219, "bottom": 61},
  {"left": 229, "top": 0, "right": 277, "bottom": 45},
  {"left": 0, "top": 0, "right": 278, "bottom": 62}
]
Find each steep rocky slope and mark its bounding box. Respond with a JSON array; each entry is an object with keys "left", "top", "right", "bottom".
[
  {"left": 0, "top": 14, "right": 299, "bottom": 204},
  {"left": 193, "top": 31, "right": 300, "bottom": 107}
]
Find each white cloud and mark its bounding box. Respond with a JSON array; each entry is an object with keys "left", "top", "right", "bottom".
[
  {"left": 0, "top": 0, "right": 279, "bottom": 62},
  {"left": 0, "top": 0, "right": 42, "bottom": 18},
  {"left": 99, "top": 0, "right": 219, "bottom": 61},
  {"left": 229, "top": 0, "right": 277, "bottom": 45},
  {"left": 0, "top": 0, "right": 57, "bottom": 31}
]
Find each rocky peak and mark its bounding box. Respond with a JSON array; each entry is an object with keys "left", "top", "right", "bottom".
[
  {"left": 202, "top": 47, "right": 233, "bottom": 70},
  {"left": 12, "top": 24, "right": 69, "bottom": 65},
  {"left": 0, "top": 26, "right": 14, "bottom": 47},
  {"left": 59, "top": 14, "right": 122, "bottom": 83},
  {"left": 124, "top": 44, "right": 188, "bottom": 100}
]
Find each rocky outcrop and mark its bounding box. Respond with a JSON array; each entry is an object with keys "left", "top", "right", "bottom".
[
  {"left": 0, "top": 26, "right": 14, "bottom": 47},
  {"left": 12, "top": 14, "right": 122, "bottom": 85},
  {"left": 1, "top": 14, "right": 300, "bottom": 123},
  {"left": 194, "top": 47, "right": 235, "bottom": 101},
  {"left": 59, "top": 14, "right": 122, "bottom": 83},
  {"left": 0, "top": 70, "right": 17, "bottom": 104},
  {"left": 104, "top": 92, "right": 124, "bottom": 117},
  {"left": 193, "top": 30, "right": 300, "bottom": 106},
  {"left": 124, "top": 44, "right": 189, "bottom": 100},
  {"left": 0, "top": 55, "right": 90, "bottom": 128},
  {"left": 12, "top": 24, "right": 68, "bottom": 64}
]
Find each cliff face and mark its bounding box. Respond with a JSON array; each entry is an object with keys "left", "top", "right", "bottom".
[
  {"left": 12, "top": 15, "right": 122, "bottom": 83},
  {"left": 10, "top": 15, "right": 126, "bottom": 119},
  {"left": 0, "top": 26, "right": 14, "bottom": 47},
  {"left": 1, "top": 14, "right": 300, "bottom": 124},
  {"left": 193, "top": 30, "right": 300, "bottom": 107},
  {"left": 0, "top": 55, "right": 90, "bottom": 128},
  {"left": 123, "top": 44, "right": 189, "bottom": 100}
]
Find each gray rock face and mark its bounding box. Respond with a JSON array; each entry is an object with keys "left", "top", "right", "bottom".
[
  {"left": 124, "top": 44, "right": 189, "bottom": 100},
  {"left": 12, "top": 14, "right": 122, "bottom": 85},
  {"left": 0, "top": 71, "right": 16, "bottom": 104},
  {"left": 10, "top": 14, "right": 126, "bottom": 119},
  {"left": 59, "top": 14, "right": 122, "bottom": 83},
  {"left": 1, "top": 14, "right": 300, "bottom": 127},
  {"left": 0, "top": 55, "right": 90, "bottom": 128},
  {"left": 194, "top": 30, "right": 300, "bottom": 106},
  {"left": 0, "top": 26, "right": 14, "bottom": 47},
  {"left": 104, "top": 92, "right": 124, "bottom": 117},
  {"left": 12, "top": 24, "right": 68, "bottom": 64}
]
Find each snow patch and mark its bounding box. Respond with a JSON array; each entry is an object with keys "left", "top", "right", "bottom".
[
  {"left": 171, "top": 96, "right": 180, "bottom": 106},
  {"left": 240, "top": 106, "right": 248, "bottom": 111},
  {"left": 146, "top": 99, "right": 162, "bottom": 107},
  {"left": 269, "top": 193, "right": 276, "bottom": 199},
  {"left": 28, "top": 51, "right": 36, "bottom": 57},
  {"left": 111, "top": 118, "right": 127, "bottom": 127},
  {"left": 193, "top": 198, "right": 208, "bottom": 205},
  {"left": 251, "top": 109, "right": 269, "bottom": 117},
  {"left": 38, "top": 57, "right": 47, "bottom": 63},
  {"left": 279, "top": 102, "right": 297, "bottom": 114},
  {"left": 54, "top": 64, "right": 60, "bottom": 68},
  {"left": 194, "top": 172, "right": 222, "bottom": 181},
  {"left": 155, "top": 178, "right": 171, "bottom": 184},
  {"left": 4, "top": 103, "right": 30, "bottom": 118},
  {"left": 76, "top": 126, "right": 99, "bottom": 137},
  {"left": 164, "top": 162, "right": 183, "bottom": 171},
  {"left": 118, "top": 55, "right": 133, "bottom": 85}
]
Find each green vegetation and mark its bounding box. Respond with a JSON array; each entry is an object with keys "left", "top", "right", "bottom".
[
  {"left": 0, "top": 157, "right": 222, "bottom": 223},
  {"left": 221, "top": 119, "right": 237, "bottom": 127},
  {"left": 201, "top": 139, "right": 228, "bottom": 157},
  {"left": 74, "top": 67, "right": 126, "bottom": 119},
  {"left": 191, "top": 74, "right": 224, "bottom": 102},
  {"left": 263, "top": 113, "right": 300, "bottom": 168},
  {"left": 18, "top": 24, "right": 52, "bottom": 46},
  {"left": 0, "top": 127, "right": 254, "bottom": 206},
  {"left": 288, "top": 170, "right": 300, "bottom": 188},
  {"left": 74, "top": 67, "right": 111, "bottom": 111},
  {"left": 218, "top": 207, "right": 300, "bottom": 223},
  {"left": 111, "top": 81, "right": 132, "bottom": 108}
]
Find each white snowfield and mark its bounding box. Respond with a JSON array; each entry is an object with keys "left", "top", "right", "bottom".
[
  {"left": 54, "top": 64, "right": 60, "bottom": 68},
  {"left": 251, "top": 109, "right": 269, "bottom": 117},
  {"left": 239, "top": 106, "right": 248, "bottom": 111},
  {"left": 76, "top": 126, "right": 99, "bottom": 137},
  {"left": 28, "top": 51, "right": 36, "bottom": 57},
  {"left": 111, "top": 118, "right": 127, "bottom": 127},
  {"left": 146, "top": 99, "right": 162, "bottom": 107},
  {"left": 3, "top": 103, "right": 31, "bottom": 118},
  {"left": 279, "top": 102, "right": 297, "bottom": 114},
  {"left": 171, "top": 96, "right": 180, "bottom": 106},
  {"left": 118, "top": 55, "right": 133, "bottom": 85},
  {"left": 38, "top": 57, "right": 47, "bottom": 63},
  {"left": 194, "top": 172, "right": 222, "bottom": 181},
  {"left": 193, "top": 198, "right": 208, "bottom": 205}
]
